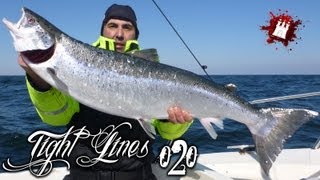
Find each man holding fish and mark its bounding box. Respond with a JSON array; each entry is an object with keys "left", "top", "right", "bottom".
[
  {"left": 16, "top": 4, "right": 193, "bottom": 180},
  {"left": 3, "top": 2, "right": 318, "bottom": 180}
]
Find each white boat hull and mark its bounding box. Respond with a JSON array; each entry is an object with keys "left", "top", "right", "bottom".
[{"left": 1, "top": 148, "right": 319, "bottom": 180}]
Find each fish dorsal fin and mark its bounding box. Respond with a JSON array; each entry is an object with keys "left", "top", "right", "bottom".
[
  {"left": 224, "top": 83, "right": 237, "bottom": 93},
  {"left": 130, "top": 48, "right": 159, "bottom": 62}
]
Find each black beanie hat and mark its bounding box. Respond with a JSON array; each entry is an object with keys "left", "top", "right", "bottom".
[{"left": 100, "top": 4, "right": 139, "bottom": 39}]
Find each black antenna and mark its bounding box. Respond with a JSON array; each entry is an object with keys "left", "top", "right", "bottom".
[{"left": 151, "top": 0, "right": 214, "bottom": 82}]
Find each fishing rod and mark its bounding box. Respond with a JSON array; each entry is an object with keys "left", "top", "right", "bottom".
[
  {"left": 150, "top": 0, "right": 214, "bottom": 82},
  {"left": 150, "top": 1, "right": 320, "bottom": 106}
]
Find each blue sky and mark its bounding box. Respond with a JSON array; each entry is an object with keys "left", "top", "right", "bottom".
[{"left": 0, "top": 0, "right": 319, "bottom": 75}]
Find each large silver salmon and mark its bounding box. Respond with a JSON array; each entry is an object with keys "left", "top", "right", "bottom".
[{"left": 3, "top": 7, "right": 318, "bottom": 176}]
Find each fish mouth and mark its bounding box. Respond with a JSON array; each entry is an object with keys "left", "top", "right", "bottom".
[
  {"left": 3, "top": 8, "right": 55, "bottom": 63},
  {"left": 21, "top": 45, "right": 55, "bottom": 64}
]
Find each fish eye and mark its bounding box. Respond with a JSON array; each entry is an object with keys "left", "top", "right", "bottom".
[{"left": 27, "top": 18, "right": 35, "bottom": 24}]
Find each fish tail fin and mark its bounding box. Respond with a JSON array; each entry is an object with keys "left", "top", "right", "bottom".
[{"left": 250, "top": 108, "right": 318, "bottom": 176}]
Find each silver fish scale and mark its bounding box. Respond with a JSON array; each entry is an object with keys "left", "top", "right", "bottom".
[{"left": 51, "top": 35, "right": 259, "bottom": 124}]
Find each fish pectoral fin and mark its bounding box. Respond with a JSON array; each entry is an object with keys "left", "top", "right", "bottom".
[
  {"left": 199, "top": 117, "right": 224, "bottom": 139},
  {"left": 137, "top": 118, "right": 156, "bottom": 139},
  {"left": 129, "top": 48, "right": 159, "bottom": 62},
  {"left": 46, "top": 67, "right": 69, "bottom": 93}
]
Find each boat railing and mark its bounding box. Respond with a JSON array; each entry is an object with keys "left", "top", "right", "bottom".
[
  {"left": 227, "top": 138, "right": 320, "bottom": 152},
  {"left": 312, "top": 137, "right": 320, "bottom": 149},
  {"left": 227, "top": 144, "right": 256, "bottom": 154}
]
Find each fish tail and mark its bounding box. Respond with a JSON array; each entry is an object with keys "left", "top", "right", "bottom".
[{"left": 250, "top": 108, "right": 318, "bottom": 176}]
